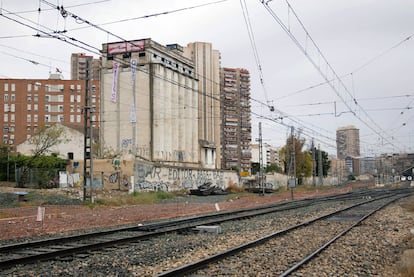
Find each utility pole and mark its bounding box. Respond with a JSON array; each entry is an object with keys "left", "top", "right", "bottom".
[
  {"left": 311, "top": 138, "right": 316, "bottom": 186},
  {"left": 288, "top": 126, "right": 296, "bottom": 199},
  {"left": 83, "top": 60, "right": 94, "bottom": 202},
  {"left": 318, "top": 144, "right": 323, "bottom": 185},
  {"left": 257, "top": 122, "right": 264, "bottom": 195}
]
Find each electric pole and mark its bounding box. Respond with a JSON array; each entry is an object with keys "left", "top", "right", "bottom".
[
  {"left": 312, "top": 138, "right": 316, "bottom": 186},
  {"left": 288, "top": 126, "right": 296, "bottom": 199},
  {"left": 318, "top": 144, "right": 323, "bottom": 185},
  {"left": 83, "top": 60, "right": 94, "bottom": 202},
  {"left": 257, "top": 122, "right": 264, "bottom": 195}
]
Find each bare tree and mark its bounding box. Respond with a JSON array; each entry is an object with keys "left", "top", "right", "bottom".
[
  {"left": 29, "top": 124, "right": 67, "bottom": 157},
  {"left": 17, "top": 124, "right": 68, "bottom": 187}
]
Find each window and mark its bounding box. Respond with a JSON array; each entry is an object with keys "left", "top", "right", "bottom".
[
  {"left": 76, "top": 115, "right": 81, "bottom": 123},
  {"left": 34, "top": 104, "right": 38, "bottom": 112},
  {"left": 34, "top": 94, "right": 38, "bottom": 102},
  {"left": 27, "top": 114, "right": 31, "bottom": 122},
  {"left": 10, "top": 114, "right": 14, "bottom": 122},
  {"left": 45, "top": 95, "right": 50, "bottom": 102},
  {"left": 45, "top": 105, "right": 50, "bottom": 112},
  {"left": 26, "top": 126, "right": 31, "bottom": 132},
  {"left": 27, "top": 94, "right": 32, "bottom": 103},
  {"left": 91, "top": 85, "right": 96, "bottom": 93},
  {"left": 3, "top": 114, "right": 8, "bottom": 122},
  {"left": 77, "top": 106, "right": 81, "bottom": 113},
  {"left": 3, "top": 126, "right": 8, "bottom": 133},
  {"left": 70, "top": 114, "right": 74, "bottom": 122},
  {"left": 45, "top": 115, "right": 50, "bottom": 122},
  {"left": 4, "top": 83, "right": 8, "bottom": 92},
  {"left": 10, "top": 104, "right": 15, "bottom": 112},
  {"left": 92, "top": 95, "right": 96, "bottom": 103},
  {"left": 70, "top": 95, "right": 75, "bottom": 102},
  {"left": 58, "top": 95, "right": 64, "bottom": 102},
  {"left": 27, "top": 83, "right": 32, "bottom": 92},
  {"left": 11, "top": 94, "right": 15, "bottom": 102},
  {"left": 11, "top": 84, "right": 15, "bottom": 92},
  {"left": 76, "top": 95, "right": 81, "bottom": 103},
  {"left": 70, "top": 84, "right": 75, "bottom": 92},
  {"left": 9, "top": 126, "right": 14, "bottom": 132},
  {"left": 77, "top": 84, "right": 81, "bottom": 92},
  {"left": 3, "top": 136, "right": 8, "bottom": 144},
  {"left": 4, "top": 104, "right": 8, "bottom": 112},
  {"left": 70, "top": 105, "right": 74, "bottom": 112},
  {"left": 58, "top": 115, "right": 64, "bottom": 122},
  {"left": 58, "top": 105, "right": 64, "bottom": 112},
  {"left": 34, "top": 115, "right": 38, "bottom": 123},
  {"left": 34, "top": 84, "right": 39, "bottom": 92},
  {"left": 4, "top": 94, "right": 8, "bottom": 102}
]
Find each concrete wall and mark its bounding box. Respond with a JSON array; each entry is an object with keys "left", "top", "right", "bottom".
[
  {"left": 133, "top": 160, "right": 238, "bottom": 192},
  {"left": 68, "top": 158, "right": 239, "bottom": 192}
]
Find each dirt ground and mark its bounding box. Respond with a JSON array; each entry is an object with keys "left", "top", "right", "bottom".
[{"left": 0, "top": 185, "right": 351, "bottom": 241}]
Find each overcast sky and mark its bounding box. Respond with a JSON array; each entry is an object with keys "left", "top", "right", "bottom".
[{"left": 1, "top": 0, "right": 413, "bottom": 156}]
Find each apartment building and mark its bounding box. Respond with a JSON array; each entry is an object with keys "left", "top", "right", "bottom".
[
  {"left": 336, "top": 125, "right": 360, "bottom": 159},
  {"left": 70, "top": 53, "right": 100, "bottom": 80},
  {"left": 220, "top": 68, "right": 252, "bottom": 172},
  {"left": 251, "top": 143, "right": 280, "bottom": 168},
  {"left": 0, "top": 75, "right": 99, "bottom": 149}
]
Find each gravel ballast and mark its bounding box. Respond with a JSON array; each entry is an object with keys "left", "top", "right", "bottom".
[{"left": 1, "top": 193, "right": 414, "bottom": 276}]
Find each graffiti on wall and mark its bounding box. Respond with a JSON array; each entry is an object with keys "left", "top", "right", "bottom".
[
  {"left": 120, "top": 139, "right": 151, "bottom": 159},
  {"left": 121, "top": 138, "right": 133, "bottom": 148},
  {"left": 134, "top": 162, "right": 227, "bottom": 192},
  {"left": 109, "top": 172, "right": 118, "bottom": 183}
]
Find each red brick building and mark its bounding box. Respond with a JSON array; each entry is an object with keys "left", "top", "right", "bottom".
[{"left": 0, "top": 74, "right": 99, "bottom": 150}]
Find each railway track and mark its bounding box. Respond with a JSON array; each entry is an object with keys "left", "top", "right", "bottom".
[
  {"left": 156, "top": 189, "right": 412, "bottom": 276},
  {"left": 0, "top": 187, "right": 411, "bottom": 273}
]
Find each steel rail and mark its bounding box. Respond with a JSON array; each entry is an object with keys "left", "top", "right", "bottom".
[
  {"left": 278, "top": 193, "right": 407, "bottom": 276},
  {"left": 0, "top": 191, "right": 365, "bottom": 269},
  {"left": 1, "top": 188, "right": 410, "bottom": 270},
  {"left": 155, "top": 191, "right": 412, "bottom": 277}
]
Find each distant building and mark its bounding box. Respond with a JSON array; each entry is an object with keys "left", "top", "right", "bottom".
[
  {"left": 336, "top": 125, "right": 360, "bottom": 159},
  {"left": 251, "top": 143, "right": 279, "bottom": 169},
  {"left": 329, "top": 158, "right": 347, "bottom": 182},
  {"left": 0, "top": 75, "right": 99, "bottom": 150},
  {"left": 220, "top": 68, "right": 251, "bottom": 172},
  {"left": 71, "top": 53, "right": 100, "bottom": 80},
  {"left": 360, "top": 156, "right": 376, "bottom": 175}
]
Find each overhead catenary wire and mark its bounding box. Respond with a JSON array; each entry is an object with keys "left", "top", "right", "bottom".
[
  {"left": 259, "top": 0, "right": 404, "bottom": 152},
  {"left": 240, "top": 0, "right": 273, "bottom": 111},
  {"left": 1, "top": 1, "right": 383, "bottom": 154},
  {"left": 67, "top": 0, "right": 229, "bottom": 32},
  {"left": 273, "top": 33, "right": 414, "bottom": 102},
  {"left": 1, "top": 3, "right": 343, "bottom": 153}
]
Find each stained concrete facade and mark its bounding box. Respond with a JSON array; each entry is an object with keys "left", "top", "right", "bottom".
[
  {"left": 183, "top": 42, "right": 221, "bottom": 169},
  {"left": 100, "top": 39, "right": 200, "bottom": 167}
]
